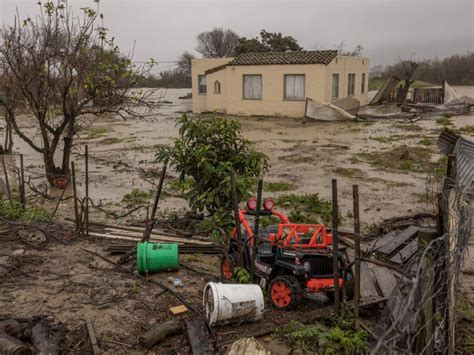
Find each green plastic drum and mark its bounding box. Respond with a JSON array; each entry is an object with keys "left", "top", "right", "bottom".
[{"left": 136, "top": 242, "right": 179, "bottom": 274}]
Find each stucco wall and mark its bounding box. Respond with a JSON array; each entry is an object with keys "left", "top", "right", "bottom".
[
  {"left": 191, "top": 58, "right": 233, "bottom": 113},
  {"left": 192, "top": 55, "right": 369, "bottom": 117},
  {"left": 325, "top": 55, "right": 369, "bottom": 105}
]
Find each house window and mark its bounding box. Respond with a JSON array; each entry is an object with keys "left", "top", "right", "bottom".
[
  {"left": 284, "top": 74, "right": 305, "bottom": 100},
  {"left": 243, "top": 75, "right": 262, "bottom": 100},
  {"left": 347, "top": 73, "right": 355, "bottom": 96},
  {"left": 214, "top": 80, "right": 221, "bottom": 94},
  {"left": 332, "top": 74, "right": 339, "bottom": 99},
  {"left": 361, "top": 73, "right": 366, "bottom": 93},
  {"left": 198, "top": 75, "right": 207, "bottom": 94}
]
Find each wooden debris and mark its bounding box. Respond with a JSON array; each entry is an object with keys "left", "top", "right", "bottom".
[
  {"left": 376, "top": 226, "right": 419, "bottom": 256},
  {"left": 360, "top": 262, "right": 379, "bottom": 299},
  {"left": 31, "top": 318, "right": 66, "bottom": 355},
  {"left": 390, "top": 239, "right": 418, "bottom": 264},
  {"left": 139, "top": 320, "right": 182, "bottom": 348},
  {"left": 363, "top": 231, "right": 396, "bottom": 253},
  {"left": 85, "top": 318, "right": 100, "bottom": 355},
  {"left": 186, "top": 319, "right": 212, "bottom": 355},
  {"left": 228, "top": 337, "right": 269, "bottom": 355},
  {"left": 0, "top": 333, "right": 32, "bottom": 355},
  {"left": 170, "top": 305, "right": 188, "bottom": 315}
]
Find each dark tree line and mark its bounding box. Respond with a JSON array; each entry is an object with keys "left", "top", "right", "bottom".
[{"left": 383, "top": 52, "right": 474, "bottom": 85}]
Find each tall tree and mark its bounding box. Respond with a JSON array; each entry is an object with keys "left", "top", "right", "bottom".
[
  {"left": 234, "top": 30, "right": 303, "bottom": 55},
  {"left": 177, "top": 51, "right": 195, "bottom": 76},
  {"left": 0, "top": 1, "right": 155, "bottom": 186},
  {"left": 196, "top": 28, "right": 240, "bottom": 58},
  {"left": 0, "top": 67, "right": 19, "bottom": 154}
]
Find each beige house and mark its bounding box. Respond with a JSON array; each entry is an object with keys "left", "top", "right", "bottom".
[{"left": 191, "top": 50, "right": 369, "bottom": 118}]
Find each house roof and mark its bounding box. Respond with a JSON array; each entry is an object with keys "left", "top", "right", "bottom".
[{"left": 204, "top": 50, "right": 338, "bottom": 75}]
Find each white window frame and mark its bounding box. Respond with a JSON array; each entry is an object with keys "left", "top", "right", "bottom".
[
  {"left": 283, "top": 74, "right": 305, "bottom": 101},
  {"left": 198, "top": 75, "right": 207, "bottom": 95},
  {"left": 242, "top": 75, "right": 262, "bottom": 100},
  {"left": 347, "top": 73, "right": 356, "bottom": 96},
  {"left": 332, "top": 73, "right": 339, "bottom": 99}
]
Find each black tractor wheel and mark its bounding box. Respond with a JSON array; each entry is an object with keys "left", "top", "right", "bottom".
[
  {"left": 220, "top": 255, "right": 235, "bottom": 281},
  {"left": 269, "top": 276, "right": 302, "bottom": 311}
]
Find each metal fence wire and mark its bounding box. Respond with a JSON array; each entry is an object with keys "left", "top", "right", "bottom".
[{"left": 373, "top": 130, "right": 473, "bottom": 355}]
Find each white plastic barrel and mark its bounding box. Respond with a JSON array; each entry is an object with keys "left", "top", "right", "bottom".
[{"left": 203, "top": 282, "right": 264, "bottom": 326}]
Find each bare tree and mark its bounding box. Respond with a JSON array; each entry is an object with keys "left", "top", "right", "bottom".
[
  {"left": 0, "top": 1, "right": 156, "bottom": 186},
  {"left": 196, "top": 28, "right": 239, "bottom": 58},
  {"left": 336, "top": 41, "right": 364, "bottom": 57},
  {"left": 391, "top": 58, "right": 420, "bottom": 102},
  {"left": 177, "top": 51, "right": 195, "bottom": 76},
  {"left": 0, "top": 67, "right": 19, "bottom": 154}
]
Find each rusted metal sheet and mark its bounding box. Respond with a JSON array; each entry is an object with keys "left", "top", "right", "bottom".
[
  {"left": 369, "top": 76, "right": 401, "bottom": 105},
  {"left": 437, "top": 130, "right": 474, "bottom": 192}
]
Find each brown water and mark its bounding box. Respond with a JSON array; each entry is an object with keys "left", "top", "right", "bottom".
[{"left": 4, "top": 87, "right": 474, "bottom": 229}]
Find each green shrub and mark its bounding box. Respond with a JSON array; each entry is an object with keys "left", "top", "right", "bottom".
[
  {"left": 122, "top": 188, "right": 154, "bottom": 207},
  {"left": 264, "top": 181, "right": 296, "bottom": 192},
  {"left": 276, "top": 193, "right": 332, "bottom": 224},
  {"left": 0, "top": 200, "right": 49, "bottom": 221}
]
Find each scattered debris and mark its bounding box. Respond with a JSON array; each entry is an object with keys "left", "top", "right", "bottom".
[
  {"left": 185, "top": 319, "right": 212, "bottom": 355},
  {"left": 139, "top": 320, "right": 183, "bottom": 348},
  {"left": 228, "top": 337, "right": 269, "bottom": 355},
  {"left": 85, "top": 318, "right": 100, "bottom": 355},
  {"left": 170, "top": 305, "right": 189, "bottom": 315},
  {"left": 168, "top": 277, "right": 183, "bottom": 287}
]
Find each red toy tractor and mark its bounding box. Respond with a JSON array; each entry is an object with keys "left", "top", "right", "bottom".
[{"left": 221, "top": 198, "right": 353, "bottom": 310}]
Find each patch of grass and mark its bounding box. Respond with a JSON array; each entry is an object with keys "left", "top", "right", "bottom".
[
  {"left": 276, "top": 193, "right": 332, "bottom": 224},
  {"left": 264, "top": 181, "right": 296, "bottom": 192},
  {"left": 82, "top": 126, "right": 111, "bottom": 139},
  {"left": 419, "top": 138, "right": 433, "bottom": 146},
  {"left": 274, "top": 315, "right": 368, "bottom": 354},
  {"left": 436, "top": 116, "right": 453, "bottom": 127},
  {"left": 353, "top": 145, "right": 436, "bottom": 173},
  {"left": 392, "top": 123, "right": 423, "bottom": 131},
  {"left": 260, "top": 215, "right": 281, "bottom": 228},
  {"left": 334, "top": 167, "right": 367, "bottom": 179},
  {"left": 369, "top": 136, "right": 398, "bottom": 144},
  {"left": 97, "top": 137, "right": 123, "bottom": 145},
  {"left": 459, "top": 125, "right": 474, "bottom": 134},
  {"left": 0, "top": 200, "right": 49, "bottom": 221},
  {"left": 122, "top": 188, "right": 155, "bottom": 207},
  {"left": 435, "top": 155, "right": 448, "bottom": 177}
]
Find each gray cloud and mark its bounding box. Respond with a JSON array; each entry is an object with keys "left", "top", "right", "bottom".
[{"left": 1, "top": 0, "right": 473, "bottom": 68}]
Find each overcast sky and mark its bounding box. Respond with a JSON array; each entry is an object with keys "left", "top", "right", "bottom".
[{"left": 1, "top": 0, "right": 473, "bottom": 72}]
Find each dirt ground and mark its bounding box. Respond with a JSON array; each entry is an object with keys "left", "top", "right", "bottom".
[{"left": 1, "top": 87, "right": 473, "bottom": 353}]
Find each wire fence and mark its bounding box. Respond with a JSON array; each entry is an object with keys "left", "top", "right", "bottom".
[{"left": 373, "top": 131, "right": 473, "bottom": 354}]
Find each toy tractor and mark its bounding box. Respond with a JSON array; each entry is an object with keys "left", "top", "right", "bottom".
[{"left": 221, "top": 197, "right": 353, "bottom": 310}]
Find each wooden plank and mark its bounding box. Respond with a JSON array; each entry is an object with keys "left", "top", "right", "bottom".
[
  {"left": 369, "top": 264, "right": 399, "bottom": 298},
  {"left": 85, "top": 318, "right": 100, "bottom": 355},
  {"left": 362, "top": 231, "right": 396, "bottom": 253},
  {"left": 89, "top": 231, "right": 212, "bottom": 245},
  {"left": 377, "top": 226, "right": 419, "bottom": 256},
  {"left": 360, "top": 262, "right": 379, "bottom": 299},
  {"left": 185, "top": 319, "right": 211, "bottom": 355},
  {"left": 390, "top": 239, "right": 418, "bottom": 264}
]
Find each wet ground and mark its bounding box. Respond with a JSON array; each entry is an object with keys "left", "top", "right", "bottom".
[{"left": 7, "top": 87, "right": 473, "bottom": 231}]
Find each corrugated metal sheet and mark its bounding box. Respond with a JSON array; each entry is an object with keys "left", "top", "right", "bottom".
[{"left": 437, "top": 129, "right": 474, "bottom": 192}]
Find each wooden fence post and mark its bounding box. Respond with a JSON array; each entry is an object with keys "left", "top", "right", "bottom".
[
  {"left": 353, "top": 184, "right": 361, "bottom": 320},
  {"left": 332, "top": 178, "right": 340, "bottom": 313},
  {"left": 1, "top": 156, "right": 13, "bottom": 207},
  {"left": 19, "top": 154, "right": 26, "bottom": 208},
  {"left": 71, "top": 161, "right": 80, "bottom": 235},
  {"left": 85, "top": 145, "right": 89, "bottom": 238}
]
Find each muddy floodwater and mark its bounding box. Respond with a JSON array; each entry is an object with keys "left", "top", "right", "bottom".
[{"left": 6, "top": 87, "right": 474, "bottom": 230}]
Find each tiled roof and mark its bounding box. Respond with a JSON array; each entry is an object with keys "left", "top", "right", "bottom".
[
  {"left": 229, "top": 50, "right": 338, "bottom": 66},
  {"left": 204, "top": 50, "right": 338, "bottom": 75}
]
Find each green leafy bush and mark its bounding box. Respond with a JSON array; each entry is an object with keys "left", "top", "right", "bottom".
[
  {"left": 122, "top": 188, "right": 154, "bottom": 207},
  {"left": 156, "top": 114, "right": 267, "bottom": 218},
  {"left": 234, "top": 267, "right": 252, "bottom": 283},
  {"left": 274, "top": 316, "right": 368, "bottom": 354}
]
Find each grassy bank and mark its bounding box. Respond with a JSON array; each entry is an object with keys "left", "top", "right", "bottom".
[{"left": 368, "top": 77, "right": 434, "bottom": 91}]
